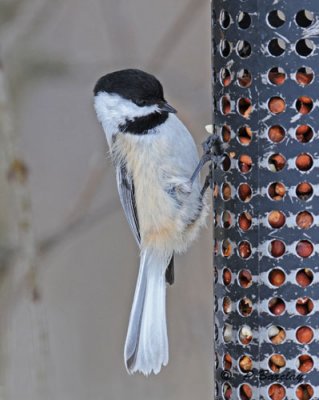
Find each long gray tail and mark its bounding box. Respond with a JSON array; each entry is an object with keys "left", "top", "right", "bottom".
[{"left": 124, "top": 249, "right": 171, "bottom": 375}]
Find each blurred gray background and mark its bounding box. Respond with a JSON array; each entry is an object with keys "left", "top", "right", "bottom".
[{"left": 0, "top": 0, "right": 212, "bottom": 399}]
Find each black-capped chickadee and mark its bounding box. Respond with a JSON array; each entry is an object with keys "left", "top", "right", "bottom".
[{"left": 93, "top": 69, "right": 208, "bottom": 375}]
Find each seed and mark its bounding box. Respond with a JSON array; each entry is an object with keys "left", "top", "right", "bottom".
[
  {"left": 296, "top": 384, "right": 314, "bottom": 400},
  {"left": 268, "top": 326, "right": 286, "bottom": 345},
  {"left": 238, "top": 212, "right": 252, "bottom": 231},
  {"left": 239, "top": 384, "right": 252, "bottom": 400},
  {"left": 296, "top": 269, "right": 313, "bottom": 287},
  {"left": 239, "top": 355, "right": 253, "bottom": 373},
  {"left": 268, "top": 97, "right": 286, "bottom": 114},
  {"left": 296, "top": 153, "right": 313, "bottom": 171},
  {"left": 223, "top": 268, "right": 232, "bottom": 286},
  {"left": 269, "top": 384, "right": 286, "bottom": 400},
  {"left": 269, "top": 354, "right": 286, "bottom": 373},
  {"left": 268, "top": 297, "right": 285, "bottom": 315},
  {"left": 269, "top": 268, "right": 285, "bottom": 287},
  {"left": 238, "top": 183, "right": 252, "bottom": 201},
  {"left": 268, "top": 125, "right": 285, "bottom": 142},
  {"left": 268, "top": 210, "right": 285, "bottom": 229},
  {"left": 296, "top": 326, "right": 313, "bottom": 344},
  {"left": 296, "top": 297, "right": 314, "bottom": 315},
  {"left": 238, "top": 241, "right": 252, "bottom": 259},
  {"left": 238, "top": 269, "right": 252, "bottom": 288},
  {"left": 224, "top": 353, "right": 232, "bottom": 370},
  {"left": 269, "top": 240, "right": 285, "bottom": 258},
  {"left": 296, "top": 240, "right": 313, "bottom": 258},
  {"left": 296, "top": 211, "right": 313, "bottom": 229},
  {"left": 239, "top": 325, "right": 253, "bottom": 345},
  {"left": 297, "top": 354, "right": 313, "bottom": 373}
]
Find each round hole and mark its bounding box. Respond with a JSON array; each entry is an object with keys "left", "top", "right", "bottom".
[
  {"left": 296, "top": 182, "right": 313, "bottom": 201},
  {"left": 268, "top": 67, "right": 286, "bottom": 85},
  {"left": 296, "top": 10, "right": 315, "bottom": 28},
  {"left": 238, "top": 269, "right": 252, "bottom": 288},
  {"left": 223, "top": 382, "right": 232, "bottom": 400},
  {"left": 268, "top": 384, "right": 286, "bottom": 400},
  {"left": 238, "top": 126, "right": 252, "bottom": 145},
  {"left": 222, "top": 211, "right": 232, "bottom": 229},
  {"left": 296, "top": 268, "right": 314, "bottom": 287},
  {"left": 268, "top": 125, "right": 285, "bottom": 143},
  {"left": 222, "top": 239, "right": 232, "bottom": 257},
  {"left": 220, "top": 67, "right": 232, "bottom": 87},
  {"left": 296, "top": 39, "right": 315, "bottom": 57},
  {"left": 221, "top": 125, "right": 231, "bottom": 143},
  {"left": 238, "top": 297, "right": 253, "bottom": 317},
  {"left": 238, "top": 155, "right": 252, "bottom": 173},
  {"left": 296, "top": 211, "right": 313, "bottom": 229},
  {"left": 238, "top": 183, "right": 252, "bottom": 202},
  {"left": 215, "top": 352, "right": 219, "bottom": 369},
  {"left": 296, "top": 384, "right": 314, "bottom": 400},
  {"left": 236, "top": 40, "right": 251, "bottom": 58},
  {"left": 268, "top": 297, "right": 286, "bottom": 315},
  {"left": 222, "top": 154, "right": 231, "bottom": 171},
  {"left": 296, "top": 326, "right": 314, "bottom": 344},
  {"left": 223, "top": 323, "right": 232, "bottom": 343},
  {"left": 296, "top": 96, "right": 313, "bottom": 114},
  {"left": 220, "top": 40, "right": 232, "bottom": 58},
  {"left": 239, "top": 383, "right": 252, "bottom": 400},
  {"left": 223, "top": 353, "right": 232, "bottom": 370},
  {"left": 296, "top": 297, "right": 314, "bottom": 315},
  {"left": 268, "top": 38, "right": 286, "bottom": 56},
  {"left": 238, "top": 212, "right": 252, "bottom": 231},
  {"left": 238, "top": 11, "right": 251, "bottom": 29},
  {"left": 238, "top": 241, "right": 252, "bottom": 259},
  {"left": 223, "top": 268, "right": 232, "bottom": 286},
  {"left": 268, "top": 182, "right": 286, "bottom": 201},
  {"left": 268, "top": 96, "right": 286, "bottom": 114},
  {"left": 222, "top": 182, "right": 232, "bottom": 201},
  {"left": 214, "top": 240, "right": 219, "bottom": 256},
  {"left": 268, "top": 154, "right": 286, "bottom": 172},
  {"left": 269, "top": 240, "right": 286, "bottom": 258},
  {"left": 296, "top": 125, "right": 313, "bottom": 143},
  {"left": 220, "top": 9, "right": 231, "bottom": 29},
  {"left": 237, "top": 69, "right": 252, "bottom": 88},
  {"left": 267, "top": 10, "right": 286, "bottom": 28},
  {"left": 214, "top": 295, "right": 218, "bottom": 312},
  {"left": 238, "top": 98, "right": 253, "bottom": 118},
  {"left": 215, "top": 323, "right": 219, "bottom": 341},
  {"left": 238, "top": 355, "right": 253, "bottom": 374},
  {"left": 223, "top": 296, "right": 232, "bottom": 314},
  {"left": 268, "top": 326, "right": 286, "bottom": 345},
  {"left": 214, "top": 266, "right": 218, "bottom": 283},
  {"left": 239, "top": 325, "right": 253, "bottom": 346},
  {"left": 297, "top": 354, "right": 314, "bottom": 373},
  {"left": 268, "top": 354, "right": 286, "bottom": 373},
  {"left": 213, "top": 182, "right": 218, "bottom": 199},
  {"left": 296, "top": 240, "right": 313, "bottom": 258},
  {"left": 268, "top": 268, "right": 286, "bottom": 287},
  {"left": 296, "top": 67, "right": 314, "bottom": 86},
  {"left": 221, "top": 95, "right": 232, "bottom": 115},
  {"left": 268, "top": 211, "right": 286, "bottom": 229}
]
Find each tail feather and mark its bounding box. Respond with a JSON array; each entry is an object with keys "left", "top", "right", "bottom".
[{"left": 124, "top": 249, "right": 171, "bottom": 375}]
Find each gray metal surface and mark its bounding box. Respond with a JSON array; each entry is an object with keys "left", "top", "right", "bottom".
[{"left": 212, "top": 1, "right": 319, "bottom": 399}]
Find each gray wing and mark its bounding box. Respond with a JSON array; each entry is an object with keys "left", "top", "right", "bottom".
[{"left": 116, "top": 164, "right": 141, "bottom": 247}]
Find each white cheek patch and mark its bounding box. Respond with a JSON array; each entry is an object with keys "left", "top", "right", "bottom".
[{"left": 94, "top": 92, "right": 159, "bottom": 146}]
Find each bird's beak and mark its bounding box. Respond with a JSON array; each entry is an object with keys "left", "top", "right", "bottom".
[{"left": 159, "top": 101, "right": 177, "bottom": 114}]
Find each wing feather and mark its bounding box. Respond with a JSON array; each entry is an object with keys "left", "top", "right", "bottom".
[{"left": 116, "top": 165, "right": 141, "bottom": 247}]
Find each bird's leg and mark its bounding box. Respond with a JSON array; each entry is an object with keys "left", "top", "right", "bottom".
[{"left": 190, "top": 133, "right": 223, "bottom": 186}]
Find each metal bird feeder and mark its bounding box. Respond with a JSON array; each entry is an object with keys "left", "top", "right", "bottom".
[{"left": 212, "top": 1, "right": 319, "bottom": 399}]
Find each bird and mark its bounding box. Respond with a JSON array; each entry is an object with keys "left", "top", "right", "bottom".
[{"left": 93, "top": 68, "right": 208, "bottom": 375}]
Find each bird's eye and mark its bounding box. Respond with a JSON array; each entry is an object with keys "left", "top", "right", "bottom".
[{"left": 136, "top": 99, "right": 147, "bottom": 107}]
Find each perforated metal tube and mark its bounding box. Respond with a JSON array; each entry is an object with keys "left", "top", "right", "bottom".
[{"left": 212, "top": 1, "right": 319, "bottom": 399}]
